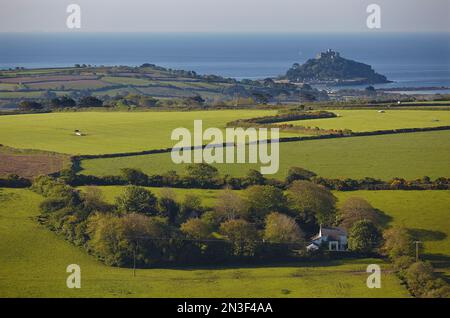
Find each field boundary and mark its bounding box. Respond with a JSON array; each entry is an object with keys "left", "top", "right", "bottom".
[{"left": 74, "top": 125, "right": 450, "bottom": 160}]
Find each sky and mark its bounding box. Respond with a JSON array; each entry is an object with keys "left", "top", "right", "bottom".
[{"left": 0, "top": 0, "right": 449, "bottom": 33}]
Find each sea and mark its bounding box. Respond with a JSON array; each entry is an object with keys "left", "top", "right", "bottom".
[{"left": 0, "top": 32, "right": 449, "bottom": 93}]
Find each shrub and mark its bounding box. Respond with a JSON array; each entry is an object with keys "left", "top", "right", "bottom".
[
  {"left": 185, "top": 163, "right": 219, "bottom": 188},
  {"left": 285, "top": 167, "right": 317, "bottom": 183},
  {"left": 120, "top": 168, "right": 149, "bottom": 186}
]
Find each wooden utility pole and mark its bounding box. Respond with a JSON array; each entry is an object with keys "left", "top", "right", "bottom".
[
  {"left": 413, "top": 241, "right": 422, "bottom": 262},
  {"left": 133, "top": 240, "right": 138, "bottom": 277}
]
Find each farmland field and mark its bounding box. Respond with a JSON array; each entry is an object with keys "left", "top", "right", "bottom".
[
  {"left": 0, "top": 146, "right": 70, "bottom": 178},
  {"left": 81, "top": 130, "right": 450, "bottom": 180},
  {"left": 337, "top": 191, "right": 450, "bottom": 255},
  {"left": 0, "top": 188, "right": 408, "bottom": 297},
  {"left": 0, "top": 110, "right": 291, "bottom": 155},
  {"left": 279, "top": 110, "right": 450, "bottom": 132}
]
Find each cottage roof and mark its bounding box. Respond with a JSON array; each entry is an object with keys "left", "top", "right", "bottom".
[{"left": 311, "top": 227, "right": 347, "bottom": 241}]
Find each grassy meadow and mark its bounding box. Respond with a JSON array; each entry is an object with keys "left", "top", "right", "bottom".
[
  {"left": 0, "top": 110, "right": 294, "bottom": 155},
  {"left": 280, "top": 110, "right": 450, "bottom": 132},
  {"left": 0, "top": 188, "right": 408, "bottom": 298},
  {"left": 81, "top": 130, "right": 450, "bottom": 180}
]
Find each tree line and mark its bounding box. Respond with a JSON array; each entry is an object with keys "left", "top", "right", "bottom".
[
  {"left": 1, "top": 164, "right": 448, "bottom": 191},
  {"left": 63, "top": 164, "right": 449, "bottom": 191}
]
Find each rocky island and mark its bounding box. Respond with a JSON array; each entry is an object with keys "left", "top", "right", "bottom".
[{"left": 283, "top": 49, "right": 391, "bottom": 85}]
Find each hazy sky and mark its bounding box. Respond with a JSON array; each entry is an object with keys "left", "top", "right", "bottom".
[{"left": 1, "top": 0, "right": 449, "bottom": 32}]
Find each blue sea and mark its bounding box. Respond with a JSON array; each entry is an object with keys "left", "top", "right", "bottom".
[{"left": 0, "top": 32, "right": 449, "bottom": 91}]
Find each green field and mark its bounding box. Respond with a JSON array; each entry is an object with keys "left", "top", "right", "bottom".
[
  {"left": 0, "top": 110, "right": 288, "bottom": 155},
  {"left": 0, "top": 91, "right": 45, "bottom": 99},
  {"left": 81, "top": 130, "right": 450, "bottom": 180},
  {"left": 102, "top": 76, "right": 155, "bottom": 86},
  {"left": 335, "top": 191, "right": 450, "bottom": 257},
  {"left": 280, "top": 110, "right": 450, "bottom": 132},
  {"left": 0, "top": 188, "right": 408, "bottom": 297}
]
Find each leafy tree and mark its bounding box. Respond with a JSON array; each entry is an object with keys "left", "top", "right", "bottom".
[
  {"left": 338, "top": 197, "right": 380, "bottom": 230},
  {"left": 220, "top": 219, "right": 259, "bottom": 257},
  {"left": 180, "top": 194, "right": 203, "bottom": 221},
  {"left": 252, "top": 92, "right": 271, "bottom": 104},
  {"left": 185, "top": 163, "right": 219, "bottom": 187},
  {"left": 348, "top": 220, "right": 382, "bottom": 253},
  {"left": 381, "top": 226, "right": 415, "bottom": 259},
  {"left": 157, "top": 188, "right": 179, "bottom": 224},
  {"left": 50, "top": 96, "right": 76, "bottom": 108},
  {"left": 120, "top": 168, "right": 148, "bottom": 186},
  {"left": 18, "top": 100, "right": 43, "bottom": 111},
  {"left": 214, "top": 188, "right": 246, "bottom": 222},
  {"left": 263, "top": 212, "right": 303, "bottom": 243},
  {"left": 115, "top": 186, "right": 158, "bottom": 216},
  {"left": 287, "top": 180, "right": 336, "bottom": 229},
  {"left": 244, "top": 169, "right": 266, "bottom": 186},
  {"left": 79, "top": 96, "right": 103, "bottom": 107},
  {"left": 138, "top": 96, "right": 158, "bottom": 107},
  {"left": 285, "top": 167, "right": 317, "bottom": 183},
  {"left": 181, "top": 218, "right": 212, "bottom": 240},
  {"left": 184, "top": 95, "right": 205, "bottom": 106},
  {"left": 87, "top": 213, "right": 130, "bottom": 266},
  {"left": 244, "top": 185, "right": 287, "bottom": 224}
]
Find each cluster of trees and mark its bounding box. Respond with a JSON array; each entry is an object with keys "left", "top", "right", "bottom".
[
  {"left": 18, "top": 96, "right": 104, "bottom": 111},
  {"left": 381, "top": 226, "right": 449, "bottom": 298},
  {"left": 34, "top": 169, "right": 397, "bottom": 268}
]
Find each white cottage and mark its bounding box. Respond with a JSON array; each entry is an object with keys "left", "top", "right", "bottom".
[{"left": 307, "top": 226, "right": 348, "bottom": 252}]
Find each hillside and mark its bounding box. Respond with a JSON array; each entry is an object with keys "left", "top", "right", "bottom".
[
  {"left": 284, "top": 50, "right": 390, "bottom": 85},
  {"left": 0, "top": 64, "right": 329, "bottom": 108}
]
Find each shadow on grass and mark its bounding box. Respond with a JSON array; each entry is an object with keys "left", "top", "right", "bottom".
[
  {"left": 409, "top": 228, "right": 447, "bottom": 242},
  {"left": 374, "top": 208, "right": 393, "bottom": 229}
]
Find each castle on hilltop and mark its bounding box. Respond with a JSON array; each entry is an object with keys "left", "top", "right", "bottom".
[{"left": 316, "top": 49, "right": 340, "bottom": 60}]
